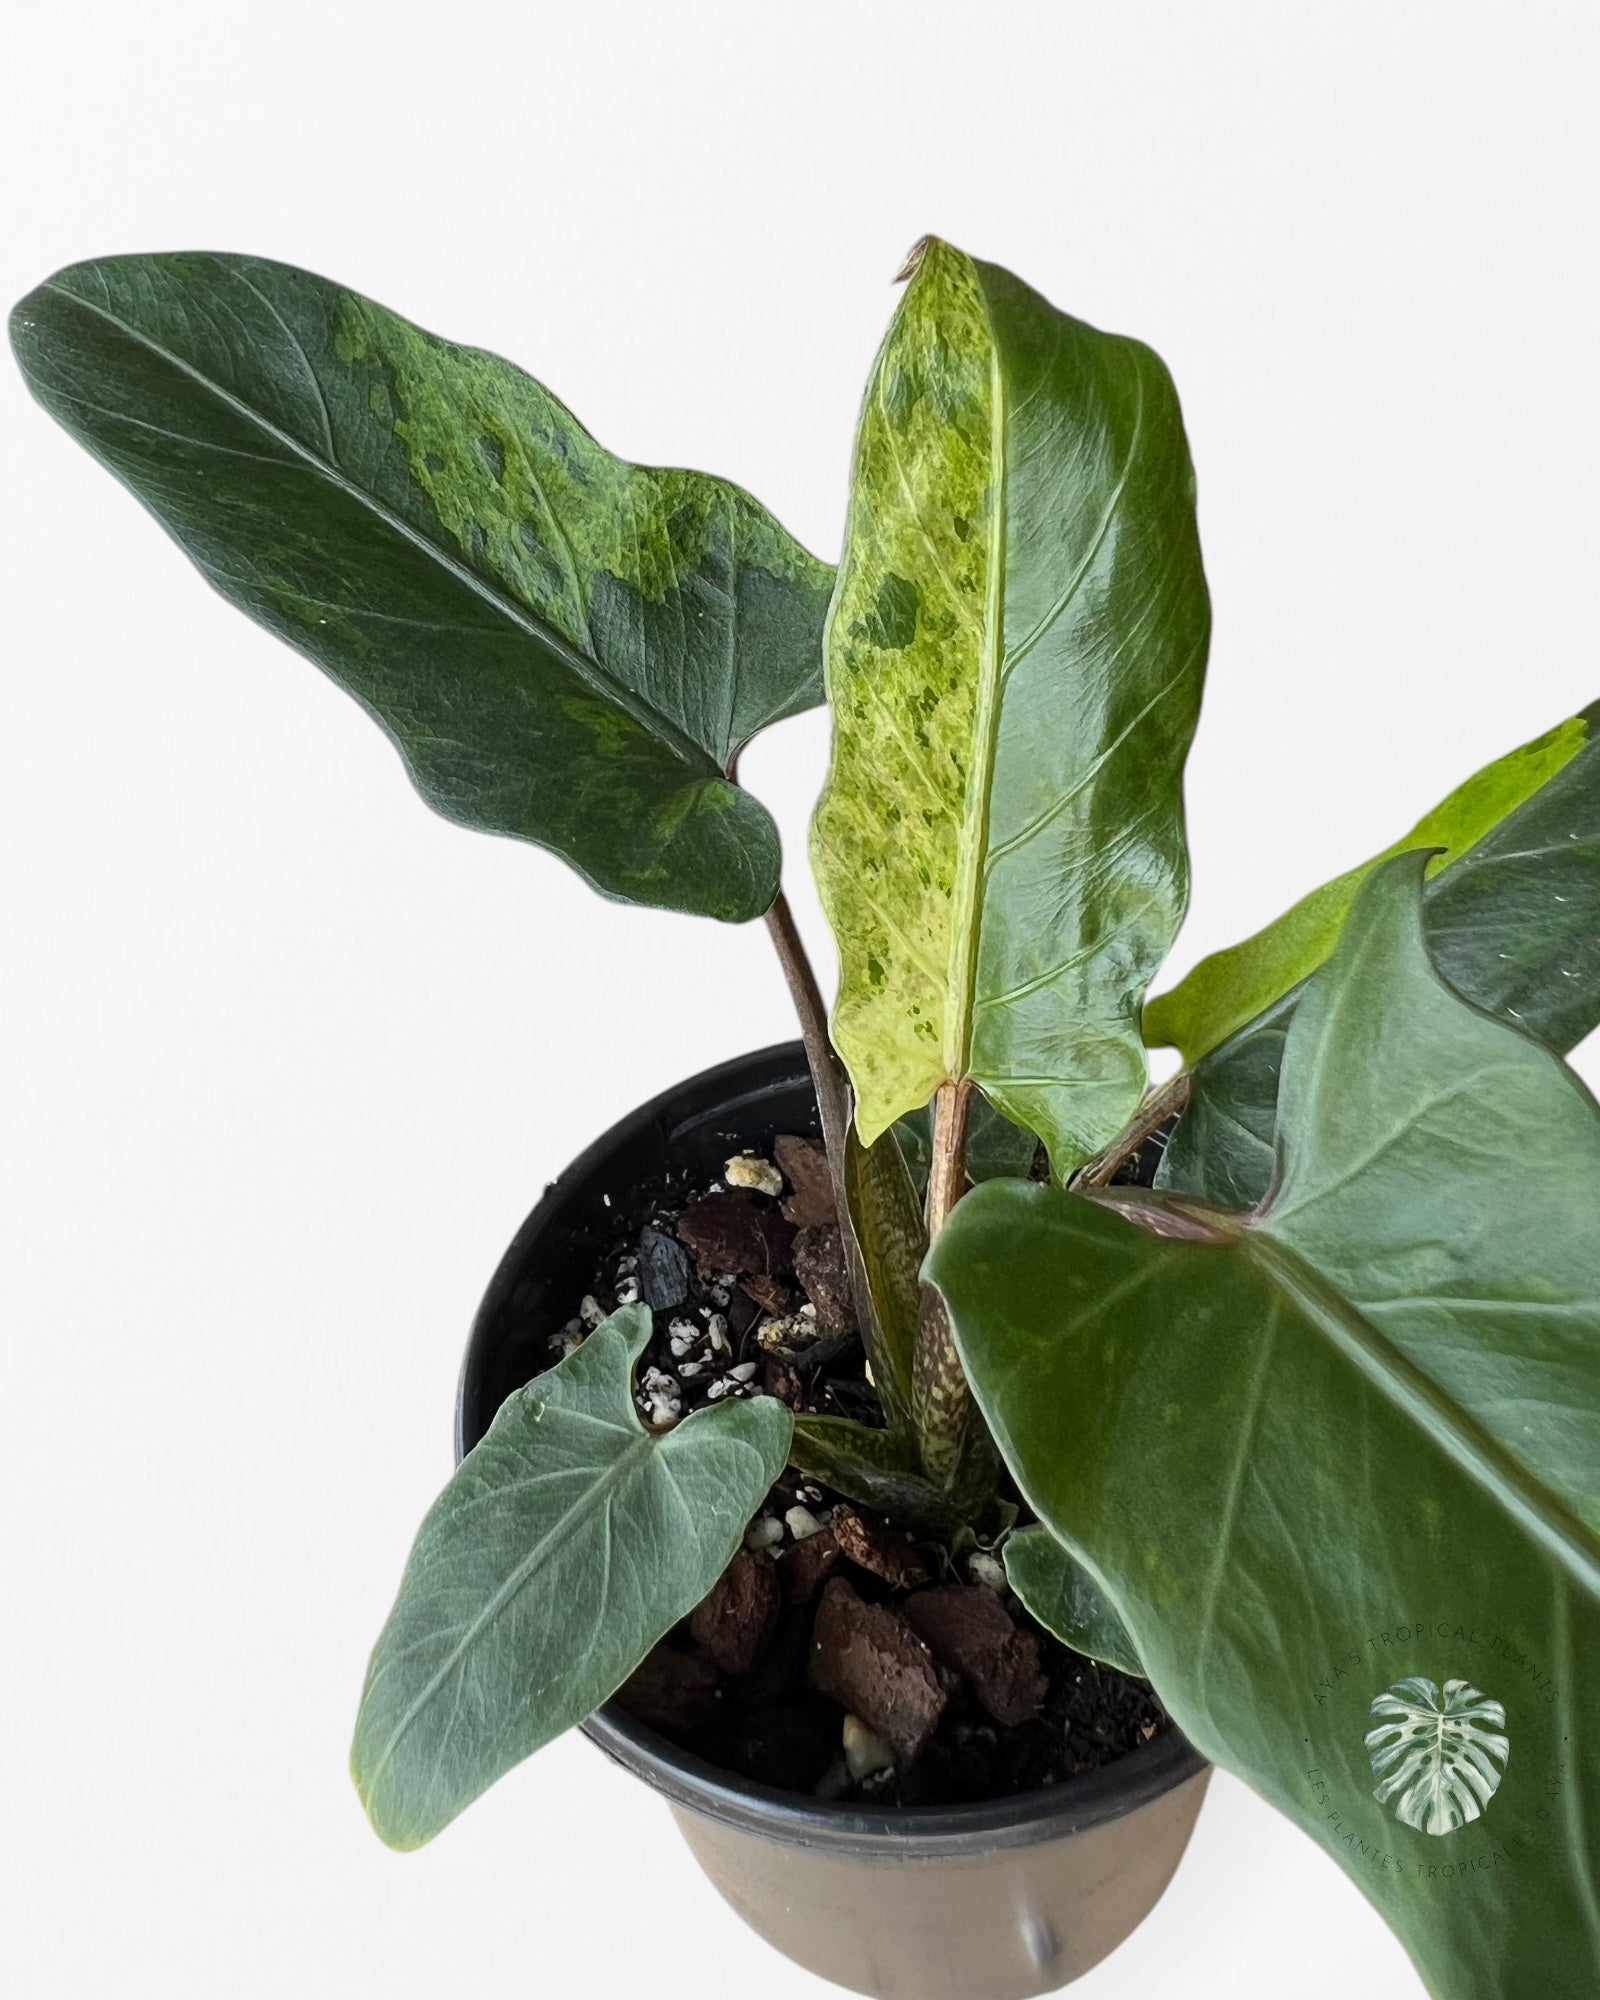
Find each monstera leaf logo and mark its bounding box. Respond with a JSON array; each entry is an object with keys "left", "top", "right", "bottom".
[{"left": 1364, "top": 1677, "right": 1510, "bottom": 1835}]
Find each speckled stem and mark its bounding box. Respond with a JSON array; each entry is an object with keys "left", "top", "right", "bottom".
[{"left": 913, "top": 1079, "right": 977, "bottom": 1486}]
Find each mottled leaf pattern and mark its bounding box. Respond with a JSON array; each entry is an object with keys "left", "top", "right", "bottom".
[
  {"left": 1365, "top": 1677, "right": 1510, "bottom": 1836},
  {"left": 351, "top": 1309, "right": 791, "bottom": 1848},
  {"left": 842, "top": 1123, "right": 925, "bottom": 1433},
  {"left": 11, "top": 253, "right": 833, "bottom": 920},
  {"left": 787, "top": 1414, "right": 962, "bottom": 1537},
  {"left": 812, "top": 239, "right": 1210, "bottom": 1176}
]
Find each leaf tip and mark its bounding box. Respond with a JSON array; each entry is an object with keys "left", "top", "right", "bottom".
[{"left": 893, "top": 235, "right": 937, "bottom": 284}]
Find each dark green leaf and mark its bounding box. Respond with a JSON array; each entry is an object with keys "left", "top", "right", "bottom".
[
  {"left": 894, "top": 1093, "right": 1039, "bottom": 1196},
  {"left": 351, "top": 1308, "right": 791, "bottom": 1848},
  {"left": 1161, "top": 704, "right": 1600, "bottom": 1207},
  {"left": 812, "top": 238, "right": 1209, "bottom": 1177},
  {"left": 11, "top": 253, "right": 833, "bottom": 921},
  {"left": 1145, "top": 702, "right": 1599, "bottom": 1063},
  {"left": 1003, "top": 1525, "right": 1145, "bottom": 1676},
  {"left": 1155, "top": 1000, "right": 1288, "bottom": 1207},
  {"left": 931, "top": 859, "right": 1600, "bottom": 1995}
]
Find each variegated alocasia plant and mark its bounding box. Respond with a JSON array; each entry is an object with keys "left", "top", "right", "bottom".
[{"left": 14, "top": 240, "right": 1598, "bottom": 1998}]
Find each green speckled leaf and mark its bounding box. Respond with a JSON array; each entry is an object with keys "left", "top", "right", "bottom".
[
  {"left": 930, "top": 858, "right": 1600, "bottom": 1995},
  {"left": 11, "top": 253, "right": 833, "bottom": 921},
  {"left": 351, "top": 1309, "right": 791, "bottom": 1849},
  {"left": 1146, "top": 701, "right": 1600, "bottom": 1064},
  {"left": 787, "top": 1414, "right": 961, "bottom": 1537},
  {"left": 842, "top": 1123, "right": 924, "bottom": 1433},
  {"left": 811, "top": 240, "right": 1210, "bottom": 1178}
]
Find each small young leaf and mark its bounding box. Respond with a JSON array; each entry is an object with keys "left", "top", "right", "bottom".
[
  {"left": 11, "top": 253, "right": 833, "bottom": 922},
  {"left": 351, "top": 1308, "right": 790, "bottom": 1848},
  {"left": 812, "top": 239, "right": 1209, "bottom": 1178},
  {"left": 1002, "top": 1526, "right": 1145, "bottom": 1677}
]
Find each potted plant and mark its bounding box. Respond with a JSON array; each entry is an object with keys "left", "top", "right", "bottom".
[{"left": 12, "top": 238, "right": 1598, "bottom": 2000}]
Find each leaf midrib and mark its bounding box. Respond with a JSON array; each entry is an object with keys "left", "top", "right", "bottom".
[
  {"left": 943, "top": 300, "right": 1007, "bottom": 1079},
  {"left": 46, "top": 278, "right": 719, "bottom": 779},
  {"left": 1245, "top": 1234, "right": 1600, "bottom": 1598}
]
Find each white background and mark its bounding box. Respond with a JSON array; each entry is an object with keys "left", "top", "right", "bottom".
[{"left": 3, "top": 5, "right": 1595, "bottom": 1995}]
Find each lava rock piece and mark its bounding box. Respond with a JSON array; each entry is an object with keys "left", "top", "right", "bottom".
[
  {"left": 615, "top": 1644, "right": 719, "bottom": 1730},
  {"left": 792, "top": 1224, "right": 855, "bottom": 1330},
  {"left": 677, "top": 1190, "right": 795, "bottom": 1280},
  {"left": 689, "top": 1548, "right": 781, "bottom": 1676},
  {"left": 636, "top": 1223, "right": 691, "bottom": 1310},
  {"left": 902, "top": 1584, "right": 1048, "bottom": 1727},
  {"left": 762, "top": 1355, "right": 806, "bottom": 1411},
  {"left": 774, "top": 1134, "right": 836, "bottom": 1227},
  {"left": 780, "top": 1525, "right": 842, "bottom": 1603},
  {"left": 808, "top": 1577, "right": 949, "bottom": 1765},
  {"left": 740, "top": 1273, "right": 791, "bottom": 1317},
  {"left": 832, "top": 1508, "right": 931, "bottom": 1590}
]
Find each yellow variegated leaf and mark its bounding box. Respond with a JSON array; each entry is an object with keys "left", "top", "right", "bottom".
[{"left": 811, "top": 239, "right": 1210, "bottom": 1176}]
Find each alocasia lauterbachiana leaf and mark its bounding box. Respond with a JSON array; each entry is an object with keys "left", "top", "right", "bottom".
[
  {"left": 929, "top": 856, "right": 1600, "bottom": 1996},
  {"left": 1145, "top": 701, "right": 1600, "bottom": 1064},
  {"left": 1158, "top": 700, "right": 1600, "bottom": 1206},
  {"left": 811, "top": 238, "right": 1210, "bottom": 1178},
  {"left": 351, "top": 1308, "right": 790, "bottom": 1849},
  {"left": 11, "top": 253, "right": 832, "bottom": 921}
]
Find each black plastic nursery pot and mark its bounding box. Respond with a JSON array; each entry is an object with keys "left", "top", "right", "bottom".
[{"left": 457, "top": 1042, "right": 1210, "bottom": 2000}]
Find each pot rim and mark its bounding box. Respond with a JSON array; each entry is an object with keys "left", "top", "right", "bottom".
[{"left": 458, "top": 1039, "right": 1209, "bottom": 1859}]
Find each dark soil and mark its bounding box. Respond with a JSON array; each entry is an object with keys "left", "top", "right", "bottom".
[{"left": 553, "top": 1130, "right": 1169, "bottom": 1809}]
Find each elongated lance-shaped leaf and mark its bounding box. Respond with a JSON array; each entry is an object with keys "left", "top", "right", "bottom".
[
  {"left": 1146, "top": 699, "right": 1600, "bottom": 1066},
  {"left": 842, "top": 1123, "right": 924, "bottom": 1434},
  {"left": 811, "top": 239, "right": 1210, "bottom": 1178},
  {"left": 788, "top": 1415, "right": 963, "bottom": 1538},
  {"left": 11, "top": 253, "right": 833, "bottom": 921},
  {"left": 1002, "top": 1525, "right": 1145, "bottom": 1677},
  {"left": 351, "top": 1308, "right": 791, "bottom": 1848},
  {"left": 930, "top": 858, "right": 1600, "bottom": 1995}
]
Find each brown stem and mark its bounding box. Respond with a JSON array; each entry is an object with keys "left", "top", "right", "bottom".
[
  {"left": 763, "top": 889, "right": 850, "bottom": 1175},
  {"left": 1074, "top": 1069, "right": 1192, "bottom": 1190},
  {"left": 759, "top": 889, "right": 893, "bottom": 1387},
  {"left": 924, "top": 1077, "right": 975, "bottom": 1240}
]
